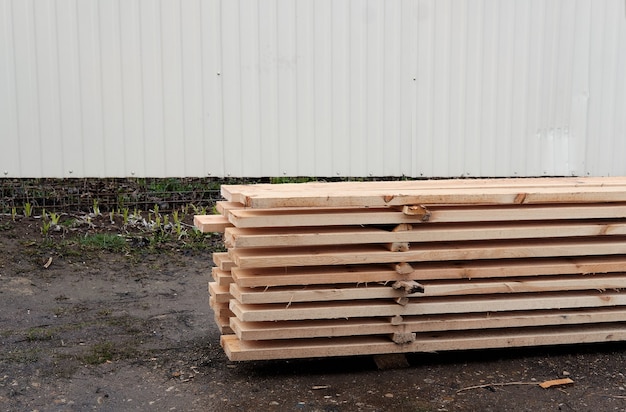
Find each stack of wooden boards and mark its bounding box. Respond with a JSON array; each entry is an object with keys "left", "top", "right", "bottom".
[{"left": 195, "top": 177, "right": 626, "bottom": 361}]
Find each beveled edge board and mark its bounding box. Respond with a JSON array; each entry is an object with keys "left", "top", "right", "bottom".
[
  {"left": 231, "top": 256, "right": 626, "bottom": 287},
  {"left": 229, "top": 291, "right": 626, "bottom": 322},
  {"left": 230, "top": 307, "right": 626, "bottom": 340},
  {"left": 221, "top": 323, "right": 626, "bottom": 361}
]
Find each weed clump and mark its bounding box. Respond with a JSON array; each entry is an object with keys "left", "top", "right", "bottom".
[{"left": 79, "top": 233, "right": 127, "bottom": 252}]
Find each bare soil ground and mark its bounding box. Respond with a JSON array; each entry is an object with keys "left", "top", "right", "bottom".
[{"left": 2, "top": 214, "right": 626, "bottom": 411}]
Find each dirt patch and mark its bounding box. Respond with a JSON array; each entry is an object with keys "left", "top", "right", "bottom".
[{"left": 2, "top": 215, "right": 626, "bottom": 411}]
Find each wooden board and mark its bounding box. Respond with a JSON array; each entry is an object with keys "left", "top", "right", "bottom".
[
  {"left": 231, "top": 256, "right": 626, "bottom": 287},
  {"left": 209, "top": 282, "right": 231, "bottom": 303},
  {"left": 224, "top": 220, "right": 626, "bottom": 248},
  {"left": 211, "top": 268, "right": 234, "bottom": 287},
  {"left": 215, "top": 201, "right": 245, "bottom": 215},
  {"left": 221, "top": 178, "right": 626, "bottom": 208},
  {"left": 231, "top": 307, "right": 626, "bottom": 340},
  {"left": 222, "top": 204, "right": 626, "bottom": 229},
  {"left": 221, "top": 323, "right": 626, "bottom": 361},
  {"left": 194, "top": 215, "right": 232, "bottom": 233},
  {"left": 222, "top": 177, "right": 626, "bottom": 204},
  {"left": 229, "top": 237, "right": 626, "bottom": 268},
  {"left": 230, "top": 274, "right": 626, "bottom": 304},
  {"left": 209, "top": 298, "right": 234, "bottom": 319},
  {"left": 214, "top": 314, "right": 234, "bottom": 335},
  {"left": 230, "top": 291, "right": 626, "bottom": 322},
  {"left": 212, "top": 252, "right": 236, "bottom": 271}
]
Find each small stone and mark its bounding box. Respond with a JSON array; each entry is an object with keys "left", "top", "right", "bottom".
[
  {"left": 562, "top": 371, "right": 570, "bottom": 376},
  {"left": 269, "top": 401, "right": 279, "bottom": 406},
  {"left": 384, "top": 393, "right": 394, "bottom": 398}
]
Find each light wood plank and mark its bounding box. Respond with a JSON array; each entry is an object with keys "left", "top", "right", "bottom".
[
  {"left": 232, "top": 256, "right": 626, "bottom": 287},
  {"left": 222, "top": 323, "right": 626, "bottom": 361},
  {"left": 221, "top": 177, "right": 626, "bottom": 204},
  {"left": 221, "top": 178, "right": 626, "bottom": 208},
  {"left": 243, "top": 186, "right": 626, "bottom": 208},
  {"left": 209, "top": 282, "right": 231, "bottom": 303},
  {"left": 211, "top": 268, "right": 234, "bottom": 287},
  {"left": 194, "top": 215, "right": 232, "bottom": 233},
  {"left": 230, "top": 237, "right": 626, "bottom": 268},
  {"left": 214, "top": 314, "right": 234, "bottom": 335},
  {"left": 230, "top": 291, "right": 626, "bottom": 321},
  {"left": 209, "top": 298, "right": 234, "bottom": 319},
  {"left": 215, "top": 201, "right": 245, "bottom": 215},
  {"left": 225, "top": 220, "right": 626, "bottom": 248},
  {"left": 230, "top": 274, "right": 626, "bottom": 304},
  {"left": 224, "top": 203, "right": 626, "bottom": 228},
  {"left": 231, "top": 307, "right": 626, "bottom": 340},
  {"left": 212, "top": 252, "right": 236, "bottom": 271}
]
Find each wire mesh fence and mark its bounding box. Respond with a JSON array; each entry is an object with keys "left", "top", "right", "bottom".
[
  {"left": 0, "top": 176, "right": 416, "bottom": 215},
  {"left": 0, "top": 178, "right": 264, "bottom": 214}
]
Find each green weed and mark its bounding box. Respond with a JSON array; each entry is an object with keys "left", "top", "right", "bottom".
[
  {"left": 82, "top": 342, "right": 114, "bottom": 365},
  {"left": 49, "top": 212, "right": 61, "bottom": 225},
  {"left": 92, "top": 199, "right": 100, "bottom": 216},
  {"left": 26, "top": 327, "right": 53, "bottom": 342},
  {"left": 23, "top": 203, "right": 33, "bottom": 217},
  {"left": 121, "top": 208, "right": 129, "bottom": 225},
  {"left": 41, "top": 219, "right": 51, "bottom": 237},
  {"left": 79, "top": 233, "right": 126, "bottom": 252}
]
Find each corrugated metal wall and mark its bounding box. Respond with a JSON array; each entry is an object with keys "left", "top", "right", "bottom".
[{"left": 1, "top": 0, "right": 625, "bottom": 178}]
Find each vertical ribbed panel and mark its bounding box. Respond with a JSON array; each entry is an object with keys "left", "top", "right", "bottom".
[{"left": 1, "top": 0, "right": 625, "bottom": 178}]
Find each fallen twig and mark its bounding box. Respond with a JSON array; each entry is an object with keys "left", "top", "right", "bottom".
[
  {"left": 457, "top": 378, "right": 574, "bottom": 393},
  {"left": 457, "top": 381, "right": 537, "bottom": 393}
]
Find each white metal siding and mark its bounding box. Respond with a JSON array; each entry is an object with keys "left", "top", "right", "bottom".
[{"left": 1, "top": 0, "right": 625, "bottom": 178}]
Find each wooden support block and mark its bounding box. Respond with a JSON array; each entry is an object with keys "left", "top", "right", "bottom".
[
  {"left": 395, "top": 262, "right": 414, "bottom": 275},
  {"left": 402, "top": 205, "right": 431, "bottom": 221},
  {"left": 392, "top": 332, "right": 417, "bottom": 344},
  {"left": 394, "top": 297, "right": 409, "bottom": 306},
  {"left": 387, "top": 223, "right": 412, "bottom": 251},
  {"left": 392, "top": 280, "right": 425, "bottom": 294},
  {"left": 373, "top": 353, "right": 410, "bottom": 370},
  {"left": 390, "top": 315, "right": 404, "bottom": 325},
  {"left": 392, "top": 223, "right": 413, "bottom": 232},
  {"left": 388, "top": 242, "right": 410, "bottom": 252}
]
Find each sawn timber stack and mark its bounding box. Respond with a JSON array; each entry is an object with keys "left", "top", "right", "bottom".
[{"left": 195, "top": 177, "right": 626, "bottom": 361}]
